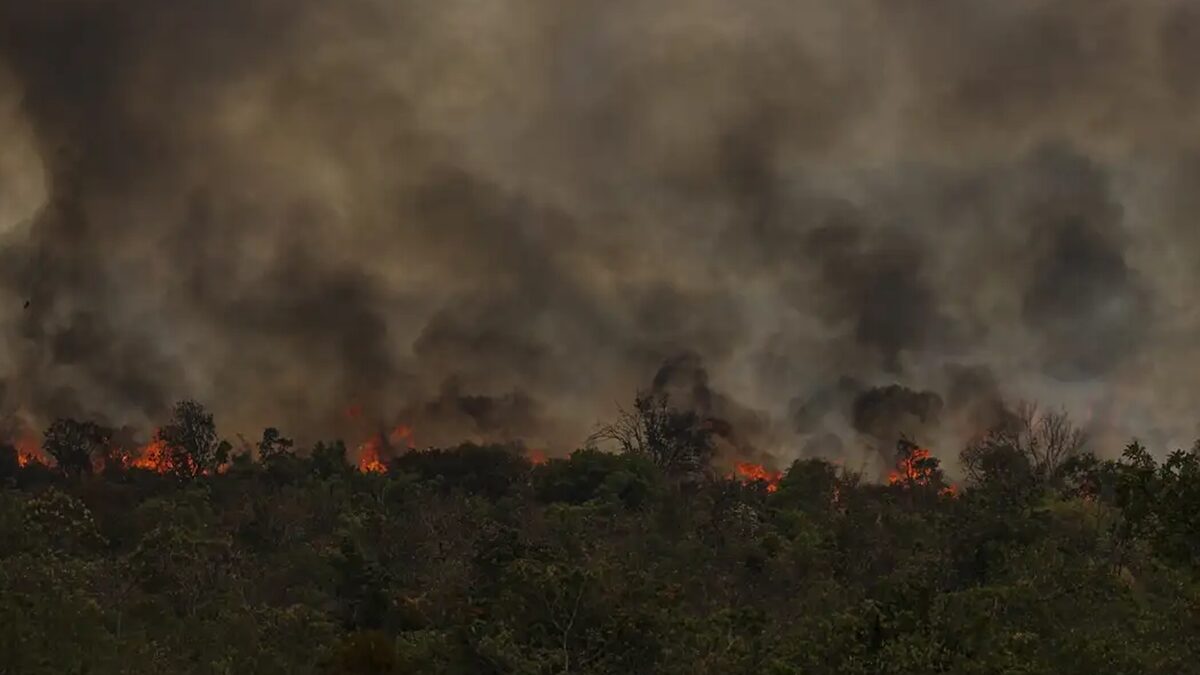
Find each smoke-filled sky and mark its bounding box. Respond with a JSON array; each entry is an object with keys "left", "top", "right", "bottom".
[{"left": 2, "top": 0, "right": 1199, "bottom": 473}]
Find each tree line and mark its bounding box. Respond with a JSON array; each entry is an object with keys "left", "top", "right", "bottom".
[{"left": 1, "top": 393, "right": 1198, "bottom": 674}]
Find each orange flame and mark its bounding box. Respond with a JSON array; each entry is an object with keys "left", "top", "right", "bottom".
[
  {"left": 354, "top": 424, "right": 416, "bottom": 473},
  {"left": 126, "top": 438, "right": 174, "bottom": 474},
  {"left": 888, "top": 447, "right": 934, "bottom": 485},
  {"left": 357, "top": 437, "right": 387, "bottom": 474},
  {"left": 735, "top": 462, "right": 781, "bottom": 492},
  {"left": 15, "top": 434, "right": 44, "bottom": 468},
  {"left": 887, "top": 446, "right": 959, "bottom": 496},
  {"left": 527, "top": 448, "right": 548, "bottom": 466}
]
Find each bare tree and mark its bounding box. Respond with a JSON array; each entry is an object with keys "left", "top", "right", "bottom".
[
  {"left": 963, "top": 401, "right": 1087, "bottom": 487},
  {"left": 587, "top": 391, "right": 715, "bottom": 477}
]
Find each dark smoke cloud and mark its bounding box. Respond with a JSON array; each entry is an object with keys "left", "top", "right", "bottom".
[
  {"left": 648, "top": 352, "right": 774, "bottom": 462},
  {"left": 393, "top": 378, "right": 547, "bottom": 450},
  {"left": 791, "top": 376, "right": 864, "bottom": 436},
  {"left": 1, "top": 0, "right": 1199, "bottom": 463},
  {"left": 803, "top": 218, "right": 958, "bottom": 374},
  {"left": 942, "top": 364, "right": 1016, "bottom": 439},
  {"left": 851, "top": 385, "right": 943, "bottom": 465}
]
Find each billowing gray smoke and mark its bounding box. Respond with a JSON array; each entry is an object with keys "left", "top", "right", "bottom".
[{"left": 2, "top": 1, "right": 1199, "bottom": 472}]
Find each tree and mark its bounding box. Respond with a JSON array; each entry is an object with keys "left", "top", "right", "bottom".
[
  {"left": 887, "top": 439, "right": 953, "bottom": 503},
  {"left": 533, "top": 448, "right": 660, "bottom": 508},
  {"left": 959, "top": 439, "right": 1036, "bottom": 501},
  {"left": 588, "top": 391, "right": 715, "bottom": 477},
  {"left": 43, "top": 419, "right": 112, "bottom": 478},
  {"left": 156, "top": 400, "right": 231, "bottom": 480},
  {"left": 963, "top": 402, "right": 1085, "bottom": 487},
  {"left": 393, "top": 443, "right": 530, "bottom": 499},
  {"left": 311, "top": 440, "right": 350, "bottom": 478},
  {"left": 258, "top": 427, "right": 295, "bottom": 463},
  {"left": 775, "top": 458, "right": 843, "bottom": 514}
]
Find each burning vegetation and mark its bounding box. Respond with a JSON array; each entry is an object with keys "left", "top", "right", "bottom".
[
  {"left": 888, "top": 440, "right": 959, "bottom": 498},
  {"left": 354, "top": 426, "right": 414, "bottom": 474},
  {"left": 357, "top": 443, "right": 388, "bottom": 474},
  {"left": 888, "top": 442, "right": 937, "bottom": 486},
  {"left": 4, "top": 1, "right": 1200, "bottom": 670},
  {"left": 734, "top": 462, "right": 782, "bottom": 492},
  {"left": 16, "top": 448, "right": 38, "bottom": 468},
  {"left": 3, "top": 386, "right": 1198, "bottom": 675},
  {"left": 125, "top": 439, "right": 169, "bottom": 473},
  {"left": 0, "top": 391, "right": 981, "bottom": 491}
]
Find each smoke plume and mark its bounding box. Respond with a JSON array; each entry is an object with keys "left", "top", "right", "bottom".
[{"left": 2, "top": 1, "right": 1199, "bottom": 470}]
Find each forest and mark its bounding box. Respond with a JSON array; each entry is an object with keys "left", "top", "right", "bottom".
[{"left": 1, "top": 394, "right": 1198, "bottom": 675}]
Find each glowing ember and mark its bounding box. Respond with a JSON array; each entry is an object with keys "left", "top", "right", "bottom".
[
  {"left": 735, "top": 462, "right": 782, "bottom": 492},
  {"left": 527, "top": 448, "right": 548, "bottom": 465}
]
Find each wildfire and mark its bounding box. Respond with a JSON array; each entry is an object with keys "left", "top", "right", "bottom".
[
  {"left": 527, "top": 448, "right": 548, "bottom": 466},
  {"left": 887, "top": 444, "right": 959, "bottom": 497},
  {"left": 355, "top": 424, "right": 414, "bottom": 474},
  {"left": 735, "top": 462, "right": 782, "bottom": 493},
  {"left": 116, "top": 436, "right": 229, "bottom": 476},
  {"left": 15, "top": 434, "right": 44, "bottom": 468},
  {"left": 127, "top": 438, "right": 173, "bottom": 474},
  {"left": 358, "top": 443, "right": 387, "bottom": 473},
  {"left": 888, "top": 447, "right": 934, "bottom": 486}
]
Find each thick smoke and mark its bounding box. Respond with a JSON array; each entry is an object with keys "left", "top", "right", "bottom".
[
  {"left": 2, "top": 1, "right": 1199, "bottom": 468},
  {"left": 647, "top": 351, "right": 775, "bottom": 464},
  {"left": 851, "top": 385, "right": 943, "bottom": 450}
]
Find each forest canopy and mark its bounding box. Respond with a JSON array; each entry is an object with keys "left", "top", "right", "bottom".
[{"left": 1, "top": 396, "right": 1198, "bottom": 674}]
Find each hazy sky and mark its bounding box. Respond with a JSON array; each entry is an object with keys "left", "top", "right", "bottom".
[{"left": 2, "top": 1, "right": 1199, "bottom": 472}]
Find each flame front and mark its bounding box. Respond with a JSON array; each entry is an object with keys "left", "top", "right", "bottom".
[{"left": 735, "top": 462, "right": 781, "bottom": 492}]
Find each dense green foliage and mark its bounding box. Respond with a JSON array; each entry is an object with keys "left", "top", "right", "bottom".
[{"left": 1, "top": 404, "right": 1199, "bottom": 674}]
